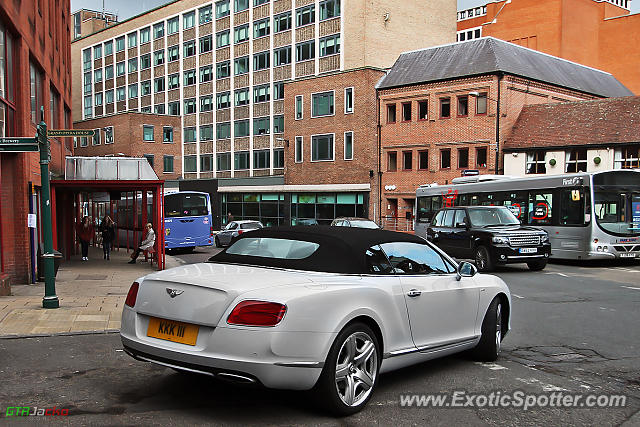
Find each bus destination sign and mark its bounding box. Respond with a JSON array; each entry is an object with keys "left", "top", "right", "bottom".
[
  {"left": 0, "top": 137, "right": 39, "bottom": 152},
  {"left": 47, "top": 129, "right": 95, "bottom": 137}
]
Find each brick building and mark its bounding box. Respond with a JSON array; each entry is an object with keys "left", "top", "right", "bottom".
[
  {"left": 376, "top": 37, "right": 631, "bottom": 228},
  {"left": 0, "top": 1, "right": 73, "bottom": 291},
  {"left": 73, "top": 112, "right": 183, "bottom": 179},
  {"left": 72, "top": 9, "right": 118, "bottom": 40},
  {"left": 504, "top": 96, "right": 640, "bottom": 176},
  {"left": 456, "top": 0, "right": 640, "bottom": 94}
]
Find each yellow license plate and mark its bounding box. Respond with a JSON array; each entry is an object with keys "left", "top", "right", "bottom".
[{"left": 147, "top": 317, "right": 199, "bottom": 346}]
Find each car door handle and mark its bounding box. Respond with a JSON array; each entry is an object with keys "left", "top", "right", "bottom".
[{"left": 407, "top": 289, "right": 422, "bottom": 298}]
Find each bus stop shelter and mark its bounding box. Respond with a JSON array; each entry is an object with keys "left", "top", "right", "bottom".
[{"left": 50, "top": 157, "right": 166, "bottom": 270}]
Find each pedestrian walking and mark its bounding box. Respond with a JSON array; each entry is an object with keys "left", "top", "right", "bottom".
[
  {"left": 76, "top": 216, "right": 94, "bottom": 261},
  {"left": 100, "top": 215, "right": 116, "bottom": 260},
  {"left": 227, "top": 212, "right": 234, "bottom": 224},
  {"left": 128, "top": 223, "right": 156, "bottom": 264}
]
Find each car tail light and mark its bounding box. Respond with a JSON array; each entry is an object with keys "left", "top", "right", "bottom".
[
  {"left": 227, "top": 300, "right": 287, "bottom": 326},
  {"left": 125, "top": 282, "right": 139, "bottom": 308},
  {"left": 237, "top": 229, "right": 245, "bottom": 235}
]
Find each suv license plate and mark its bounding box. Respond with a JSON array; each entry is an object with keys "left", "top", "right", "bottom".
[
  {"left": 619, "top": 253, "right": 636, "bottom": 258},
  {"left": 519, "top": 248, "right": 538, "bottom": 254}
]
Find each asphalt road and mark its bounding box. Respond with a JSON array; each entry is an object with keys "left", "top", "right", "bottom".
[{"left": 1, "top": 249, "right": 639, "bottom": 425}]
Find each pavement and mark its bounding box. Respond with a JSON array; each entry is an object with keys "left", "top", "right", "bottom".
[{"left": 0, "top": 246, "right": 179, "bottom": 338}]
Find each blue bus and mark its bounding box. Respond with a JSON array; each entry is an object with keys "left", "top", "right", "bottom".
[{"left": 164, "top": 191, "right": 214, "bottom": 252}]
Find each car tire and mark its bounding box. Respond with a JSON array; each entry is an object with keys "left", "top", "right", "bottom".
[
  {"left": 475, "top": 245, "right": 495, "bottom": 272},
  {"left": 215, "top": 236, "right": 221, "bottom": 248},
  {"left": 314, "top": 322, "right": 381, "bottom": 416},
  {"left": 184, "top": 246, "right": 195, "bottom": 254},
  {"left": 472, "top": 297, "right": 504, "bottom": 362},
  {"left": 527, "top": 259, "right": 547, "bottom": 271}
]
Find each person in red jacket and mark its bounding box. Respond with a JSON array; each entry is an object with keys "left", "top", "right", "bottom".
[{"left": 76, "top": 216, "right": 95, "bottom": 261}]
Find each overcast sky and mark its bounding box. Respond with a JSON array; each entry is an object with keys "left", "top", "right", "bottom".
[{"left": 72, "top": 0, "right": 638, "bottom": 22}]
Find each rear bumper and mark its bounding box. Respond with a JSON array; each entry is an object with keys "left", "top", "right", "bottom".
[
  {"left": 120, "top": 307, "right": 330, "bottom": 390},
  {"left": 165, "top": 237, "right": 212, "bottom": 248},
  {"left": 491, "top": 243, "right": 551, "bottom": 264}
]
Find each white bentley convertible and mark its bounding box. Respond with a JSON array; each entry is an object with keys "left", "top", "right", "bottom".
[{"left": 121, "top": 226, "right": 511, "bottom": 415}]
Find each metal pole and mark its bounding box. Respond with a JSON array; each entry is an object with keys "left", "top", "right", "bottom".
[{"left": 38, "top": 112, "right": 59, "bottom": 309}]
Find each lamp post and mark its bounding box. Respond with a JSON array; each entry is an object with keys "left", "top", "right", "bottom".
[{"left": 470, "top": 82, "right": 502, "bottom": 175}]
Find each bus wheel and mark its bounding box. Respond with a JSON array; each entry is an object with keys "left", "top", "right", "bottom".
[
  {"left": 527, "top": 259, "right": 547, "bottom": 271},
  {"left": 184, "top": 247, "right": 195, "bottom": 254},
  {"left": 475, "top": 246, "right": 495, "bottom": 272}
]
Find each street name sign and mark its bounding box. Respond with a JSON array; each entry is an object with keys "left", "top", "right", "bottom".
[
  {"left": 0, "top": 137, "right": 39, "bottom": 152},
  {"left": 47, "top": 129, "right": 95, "bottom": 137}
]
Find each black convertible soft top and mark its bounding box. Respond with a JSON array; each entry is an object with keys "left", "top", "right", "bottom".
[{"left": 208, "top": 226, "right": 427, "bottom": 274}]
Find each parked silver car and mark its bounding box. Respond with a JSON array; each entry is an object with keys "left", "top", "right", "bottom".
[
  {"left": 215, "top": 220, "right": 263, "bottom": 247},
  {"left": 331, "top": 217, "right": 380, "bottom": 229}
]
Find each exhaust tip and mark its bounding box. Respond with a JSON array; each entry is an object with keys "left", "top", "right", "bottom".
[{"left": 216, "top": 372, "right": 257, "bottom": 384}]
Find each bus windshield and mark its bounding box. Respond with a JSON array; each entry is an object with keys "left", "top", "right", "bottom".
[
  {"left": 165, "top": 193, "right": 209, "bottom": 217},
  {"left": 467, "top": 207, "right": 520, "bottom": 227},
  {"left": 594, "top": 190, "right": 640, "bottom": 236}
]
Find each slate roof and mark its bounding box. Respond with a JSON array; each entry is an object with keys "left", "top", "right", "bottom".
[
  {"left": 504, "top": 96, "right": 640, "bottom": 150},
  {"left": 377, "top": 37, "right": 632, "bottom": 98}
]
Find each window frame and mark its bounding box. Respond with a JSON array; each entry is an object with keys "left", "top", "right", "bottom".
[
  {"left": 163, "top": 126, "right": 174, "bottom": 143},
  {"left": 418, "top": 150, "right": 429, "bottom": 170},
  {"left": 295, "top": 95, "right": 303, "bottom": 120},
  {"left": 401, "top": 102, "right": 412, "bottom": 122},
  {"left": 344, "top": 131, "right": 354, "bottom": 161},
  {"left": 295, "top": 136, "right": 303, "bottom": 163},
  {"left": 475, "top": 92, "right": 488, "bottom": 115},
  {"left": 440, "top": 97, "right": 451, "bottom": 119},
  {"left": 311, "top": 133, "right": 335, "bottom": 162},
  {"left": 311, "top": 90, "right": 335, "bottom": 118},
  {"left": 402, "top": 150, "right": 413, "bottom": 170},
  {"left": 440, "top": 148, "right": 451, "bottom": 169},
  {"left": 344, "top": 87, "right": 354, "bottom": 114},
  {"left": 457, "top": 147, "right": 469, "bottom": 169},
  {"left": 143, "top": 124, "right": 154, "bottom": 142}
]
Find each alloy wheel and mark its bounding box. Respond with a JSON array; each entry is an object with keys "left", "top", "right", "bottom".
[
  {"left": 495, "top": 303, "right": 502, "bottom": 354},
  {"left": 334, "top": 332, "right": 378, "bottom": 407},
  {"left": 476, "top": 248, "right": 487, "bottom": 271}
]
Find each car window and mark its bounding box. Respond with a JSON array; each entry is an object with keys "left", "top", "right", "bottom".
[
  {"left": 334, "top": 220, "right": 344, "bottom": 226},
  {"left": 468, "top": 207, "right": 520, "bottom": 226},
  {"left": 443, "top": 209, "right": 455, "bottom": 227},
  {"left": 454, "top": 210, "right": 467, "bottom": 228},
  {"left": 350, "top": 220, "right": 379, "bottom": 229},
  {"left": 241, "top": 222, "right": 262, "bottom": 229},
  {"left": 431, "top": 210, "right": 446, "bottom": 226},
  {"left": 226, "top": 237, "right": 319, "bottom": 259},
  {"left": 379, "top": 242, "right": 451, "bottom": 274},
  {"left": 365, "top": 245, "right": 394, "bottom": 274},
  {"left": 226, "top": 222, "right": 238, "bottom": 230}
]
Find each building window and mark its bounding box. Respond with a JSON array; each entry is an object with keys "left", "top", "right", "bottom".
[
  {"left": 402, "top": 102, "right": 412, "bottom": 122},
  {"left": 153, "top": 23, "right": 164, "bottom": 39},
  {"left": 344, "top": 131, "right": 353, "bottom": 160},
  {"left": 105, "top": 90, "right": 114, "bottom": 104},
  {"left": 458, "top": 148, "right": 469, "bottom": 168},
  {"left": 235, "top": 0, "right": 249, "bottom": 12},
  {"left": 184, "top": 98, "right": 196, "bottom": 114},
  {"left": 476, "top": 147, "right": 487, "bottom": 168},
  {"left": 200, "top": 5, "right": 213, "bottom": 24},
  {"left": 154, "top": 50, "right": 164, "bottom": 66},
  {"left": 441, "top": 149, "right": 451, "bottom": 169},
  {"left": 154, "top": 104, "right": 165, "bottom": 114},
  {"left": 154, "top": 77, "right": 165, "bottom": 92},
  {"left": 418, "top": 150, "right": 428, "bottom": 169},
  {"left": 274, "top": 148, "right": 285, "bottom": 168},
  {"left": 94, "top": 45, "right": 102, "bottom": 59},
  {"left": 168, "top": 45, "right": 179, "bottom": 62},
  {"left": 200, "top": 35, "right": 213, "bottom": 53},
  {"left": 274, "top": 46, "right": 291, "bottom": 66},
  {"left": 274, "top": 81, "right": 284, "bottom": 100},
  {"left": 526, "top": 151, "right": 546, "bottom": 174},
  {"left": 254, "top": 0, "right": 269, "bottom": 5},
  {"left": 144, "top": 154, "right": 154, "bottom": 168},
  {"left": 116, "top": 62, "right": 125, "bottom": 76},
  {"left": 163, "top": 155, "right": 174, "bottom": 173},
  {"left": 217, "top": 61, "right": 231, "bottom": 78},
  {"left": 143, "top": 125, "right": 154, "bottom": 141},
  {"left": 217, "top": 122, "right": 231, "bottom": 139},
  {"left": 235, "top": 119, "right": 250, "bottom": 137},
  {"left": 141, "top": 106, "right": 152, "bottom": 113},
  {"left": 115, "top": 36, "right": 125, "bottom": 52},
  {"left": 83, "top": 48, "right": 91, "bottom": 71},
  {"left": 104, "top": 127, "right": 114, "bottom": 144},
  {"left": 254, "top": 149, "right": 270, "bottom": 169},
  {"left": 83, "top": 72, "right": 92, "bottom": 95},
  {"left": 296, "top": 40, "right": 315, "bottom": 61},
  {"left": 440, "top": 97, "right": 451, "bottom": 118},
  {"left": 184, "top": 127, "right": 196, "bottom": 142},
  {"left": 235, "top": 151, "right": 250, "bottom": 170},
  {"left": 403, "top": 151, "right": 412, "bottom": 170},
  {"left": 140, "top": 27, "right": 150, "bottom": 44},
  {"left": 183, "top": 11, "right": 195, "bottom": 29},
  {"left": 184, "top": 69, "right": 196, "bottom": 86},
  {"left": 168, "top": 74, "right": 179, "bottom": 90},
  {"left": 254, "top": 117, "right": 270, "bottom": 135},
  {"left": 274, "top": 11, "right": 291, "bottom": 32},
  {"left": 295, "top": 95, "right": 303, "bottom": 119},
  {"left": 216, "top": 0, "right": 230, "bottom": 19},
  {"left": 254, "top": 84, "right": 270, "bottom": 103},
  {"left": 93, "top": 129, "right": 101, "bottom": 145},
  {"left": 344, "top": 88, "right": 353, "bottom": 114},
  {"left": 217, "top": 91, "right": 231, "bottom": 109},
  {"left": 253, "top": 51, "right": 270, "bottom": 71},
  {"left": 128, "top": 58, "right": 138, "bottom": 73},
  {"left": 475, "top": 93, "right": 487, "bottom": 115},
  {"left": 296, "top": 5, "right": 315, "bottom": 26},
  {"left": 141, "top": 54, "right": 151, "bottom": 69},
  {"left": 217, "top": 153, "right": 231, "bottom": 171},
  {"left": 418, "top": 100, "right": 428, "bottom": 120},
  {"left": 216, "top": 30, "right": 230, "bottom": 48},
  {"left": 184, "top": 155, "right": 197, "bottom": 173},
  {"left": 614, "top": 146, "right": 640, "bottom": 169},
  {"left": 201, "top": 155, "right": 213, "bottom": 173},
  {"left": 83, "top": 95, "right": 92, "bottom": 118},
  {"left": 254, "top": 18, "right": 270, "bottom": 38},
  {"left": 200, "top": 95, "right": 214, "bottom": 112},
  {"left": 273, "top": 115, "right": 284, "bottom": 133},
  {"left": 104, "top": 41, "right": 113, "bottom": 55},
  {"left": 93, "top": 70, "right": 102, "bottom": 86},
  {"left": 127, "top": 32, "right": 137, "bottom": 48},
  {"left": 387, "top": 104, "right": 396, "bottom": 123},
  {"left": 168, "top": 101, "right": 180, "bottom": 115},
  {"left": 565, "top": 149, "right": 587, "bottom": 172},
  {"left": 235, "top": 56, "right": 249, "bottom": 75},
  {"left": 319, "top": 35, "right": 340, "bottom": 57},
  {"left": 103, "top": 65, "right": 114, "bottom": 80},
  {"left": 128, "top": 83, "right": 138, "bottom": 98},
  {"left": 457, "top": 96, "right": 468, "bottom": 117},
  {"left": 295, "top": 136, "right": 303, "bottom": 162},
  {"left": 200, "top": 125, "right": 214, "bottom": 141},
  {"left": 184, "top": 40, "right": 196, "bottom": 57},
  {"left": 388, "top": 151, "right": 397, "bottom": 171},
  {"left": 235, "top": 24, "right": 249, "bottom": 43},
  {"left": 163, "top": 127, "right": 174, "bottom": 143},
  {"left": 116, "top": 87, "right": 125, "bottom": 101},
  {"left": 80, "top": 136, "right": 88, "bottom": 147},
  {"left": 312, "top": 134, "right": 334, "bottom": 161},
  {"left": 167, "top": 17, "right": 179, "bottom": 35},
  {"left": 235, "top": 88, "right": 250, "bottom": 106},
  {"left": 320, "top": 0, "right": 340, "bottom": 20},
  {"left": 312, "top": 91, "right": 334, "bottom": 117}
]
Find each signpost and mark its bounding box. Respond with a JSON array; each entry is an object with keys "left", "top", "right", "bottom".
[
  {"left": 0, "top": 137, "right": 39, "bottom": 152},
  {"left": 47, "top": 129, "right": 95, "bottom": 137}
]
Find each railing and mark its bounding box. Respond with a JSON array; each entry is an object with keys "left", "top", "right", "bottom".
[{"left": 381, "top": 217, "right": 415, "bottom": 233}]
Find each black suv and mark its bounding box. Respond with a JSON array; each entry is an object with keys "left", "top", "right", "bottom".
[{"left": 426, "top": 206, "right": 551, "bottom": 272}]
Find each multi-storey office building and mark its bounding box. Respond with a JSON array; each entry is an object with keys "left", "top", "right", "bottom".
[
  {"left": 71, "top": 0, "right": 456, "bottom": 212},
  {"left": 72, "top": 9, "right": 118, "bottom": 40}
]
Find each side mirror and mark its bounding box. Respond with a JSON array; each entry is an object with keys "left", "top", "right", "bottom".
[{"left": 456, "top": 261, "right": 477, "bottom": 281}]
